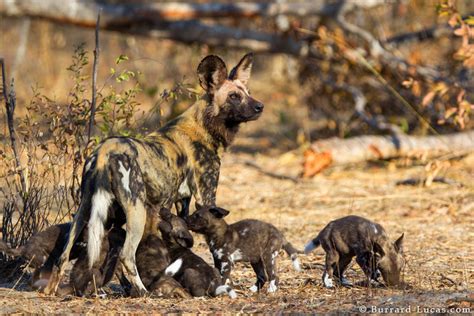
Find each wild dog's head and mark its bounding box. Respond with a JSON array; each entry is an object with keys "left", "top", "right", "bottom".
[
  {"left": 159, "top": 208, "right": 194, "bottom": 248},
  {"left": 186, "top": 203, "right": 230, "bottom": 235},
  {"left": 374, "top": 233, "right": 405, "bottom": 286},
  {"left": 197, "top": 53, "right": 264, "bottom": 144}
]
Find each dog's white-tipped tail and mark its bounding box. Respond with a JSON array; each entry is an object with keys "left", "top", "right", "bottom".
[
  {"left": 215, "top": 285, "right": 237, "bottom": 299},
  {"left": 304, "top": 238, "right": 320, "bottom": 254},
  {"left": 87, "top": 189, "right": 112, "bottom": 268},
  {"left": 165, "top": 258, "right": 183, "bottom": 277},
  {"left": 291, "top": 254, "right": 302, "bottom": 272}
]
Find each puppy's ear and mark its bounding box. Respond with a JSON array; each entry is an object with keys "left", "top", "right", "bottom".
[
  {"left": 159, "top": 207, "right": 172, "bottom": 221},
  {"left": 197, "top": 55, "right": 227, "bottom": 93},
  {"left": 228, "top": 52, "right": 253, "bottom": 86},
  {"left": 176, "top": 232, "right": 194, "bottom": 249},
  {"left": 373, "top": 241, "right": 386, "bottom": 257},
  {"left": 209, "top": 206, "right": 230, "bottom": 218},
  {"left": 394, "top": 233, "right": 404, "bottom": 253}
]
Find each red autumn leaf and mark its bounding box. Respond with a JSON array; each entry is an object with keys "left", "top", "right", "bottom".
[{"left": 302, "top": 148, "right": 333, "bottom": 178}]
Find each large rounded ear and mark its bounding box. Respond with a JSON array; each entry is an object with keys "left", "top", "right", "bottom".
[
  {"left": 176, "top": 231, "right": 194, "bottom": 249},
  {"left": 228, "top": 52, "right": 253, "bottom": 86},
  {"left": 373, "top": 241, "right": 386, "bottom": 256},
  {"left": 394, "top": 233, "right": 404, "bottom": 253},
  {"left": 197, "top": 55, "right": 228, "bottom": 93},
  {"left": 209, "top": 206, "right": 230, "bottom": 219}
]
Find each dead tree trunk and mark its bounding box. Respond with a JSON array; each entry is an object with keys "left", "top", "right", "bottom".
[{"left": 303, "top": 131, "right": 474, "bottom": 177}]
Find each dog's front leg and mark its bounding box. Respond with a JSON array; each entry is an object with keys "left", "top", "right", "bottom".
[
  {"left": 214, "top": 256, "right": 232, "bottom": 285},
  {"left": 193, "top": 167, "right": 219, "bottom": 206}
]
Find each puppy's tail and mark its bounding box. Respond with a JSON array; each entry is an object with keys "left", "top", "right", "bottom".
[
  {"left": 215, "top": 284, "right": 237, "bottom": 299},
  {"left": 282, "top": 239, "right": 302, "bottom": 272},
  {"left": 0, "top": 240, "right": 22, "bottom": 258},
  {"left": 304, "top": 237, "right": 321, "bottom": 254}
]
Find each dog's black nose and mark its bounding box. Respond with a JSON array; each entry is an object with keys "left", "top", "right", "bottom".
[{"left": 254, "top": 102, "right": 264, "bottom": 113}]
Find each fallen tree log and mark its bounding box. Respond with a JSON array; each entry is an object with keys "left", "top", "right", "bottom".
[
  {"left": 303, "top": 130, "right": 474, "bottom": 177},
  {"left": 0, "top": 0, "right": 443, "bottom": 81},
  {"left": 0, "top": 0, "right": 319, "bottom": 57},
  {"left": 0, "top": 0, "right": 384, "bottom": 22}
]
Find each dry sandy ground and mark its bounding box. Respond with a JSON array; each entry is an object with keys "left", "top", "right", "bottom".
[{"left": 0, "top": 150, "right": 473, "bottom": 313}]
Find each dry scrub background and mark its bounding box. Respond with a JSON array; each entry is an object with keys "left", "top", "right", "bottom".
[{"left": 1, "top": 5, "right": 474, "bottom": 313}]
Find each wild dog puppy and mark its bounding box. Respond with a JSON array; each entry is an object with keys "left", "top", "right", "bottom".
[
  {"left": 304, "top": 215, "right": 405, "bottom": 287},
  {"left": 0, "top": 223, "right": 85, "bottom": 290},
  {"left": 159, "top": 208, "right": 236, "bottom": 299},
  {"left": 45, "top": 53, "right": 264, "bottom": 296},
  {"left": 67, "top": 226, "right": 125, "bottom": 296},
  {"left": 186, "top": 204, "right": 302, "bottom": 293},
  {"left": 135, "top": 232, "right": 191, "bottom": 299}
]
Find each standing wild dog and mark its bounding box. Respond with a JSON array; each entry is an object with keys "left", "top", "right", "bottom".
[
  {"left": 304, "top": 215, "right": 405, "bottom": 287},
  {"left": 44, "top": 53, "right": 264, "bottom": 296},
  {"left": 186, "top": 204, "right": 302, "bottom": 293}
]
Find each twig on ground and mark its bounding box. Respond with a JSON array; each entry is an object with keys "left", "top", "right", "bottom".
[
  {"left": 239, "top": 160, "right": 299, "bottom": 183},
  {"left": 9, "top": 255, "right": 35, "bottom": 292},
  {"left": 396, "top": 177, "right": 463, "bottom": 187}
]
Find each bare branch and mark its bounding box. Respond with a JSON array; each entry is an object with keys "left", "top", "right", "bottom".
[
  {"left": 87, "top": 11, "right": 100, "bottom": 145},
  {"left": 324, "top": 81, "right": 404, "bottom": 135},
  {"left": 1, "top": 58, "right": 28, "bottom": 195},
  {"left": 335, "top": 7, "right": 442, "bottom": 81}
]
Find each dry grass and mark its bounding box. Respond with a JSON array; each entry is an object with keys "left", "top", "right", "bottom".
[{"left": 0, "top": 149, "right": 472, "bottom": 313}]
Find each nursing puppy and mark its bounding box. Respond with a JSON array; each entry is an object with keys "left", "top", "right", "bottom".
[
  {"left": 186, "top": 204, "right": 302, "bottom": 293},
  {"left": 70, "top": 208, "right": 189, "bottom": 298},
  {"left": 159, "top": 208, "right": 236, "bottom": 299},
  {"left": 0, "top": 223, "right": 85, "bottom": 290},
  {"left": 304, "top": 215, "right": 405, "bottom": 287}
]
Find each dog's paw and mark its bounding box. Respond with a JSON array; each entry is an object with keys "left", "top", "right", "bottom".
[
  {"left": 267, "top": 280, "right": 278, "bottom": 293},
  {"left": 323, "top": 274, "right": 334, "bottom": 288},
  {"left": 249, "top": 285, "right": 259, "bottom": 293}
]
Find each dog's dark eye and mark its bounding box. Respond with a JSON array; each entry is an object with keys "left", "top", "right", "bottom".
[{"left": 229, "top": 93, "right": 241, "bottom": 101}]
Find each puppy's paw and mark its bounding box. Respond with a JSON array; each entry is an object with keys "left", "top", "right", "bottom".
[{"left": 267, "top": 280, "right": 278, "bottom": 293}]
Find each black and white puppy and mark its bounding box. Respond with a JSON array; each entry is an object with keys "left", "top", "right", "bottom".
[
  {"left": 159, "top": 208, "right": 237, "bottom": 299},
  {"left": 304, "top": 215, "right": 405, "bottom": 287},
  {"left": 186, "top": 204, "right": 301, "bottom": 293}
]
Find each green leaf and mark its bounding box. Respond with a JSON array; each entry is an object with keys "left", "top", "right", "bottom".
[
  {"left": 465, "top": 16, "right": 474, "bottom": 26},
  {"left": 115, "top": 54, "right": 129, "bottom": 65}
]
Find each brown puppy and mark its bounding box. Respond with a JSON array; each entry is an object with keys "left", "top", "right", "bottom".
[
  {"left": 186, "top": 204, "right": 301, "bottom": 293},
  {"left": 159, "top": 208, "right": 236, "bottom": 299},
  {"left": 0, "top": 223, "right": 85, "bottom": 290},
  {"left": 70, "top": 208, "right": 189, "bottom": 298},
  {"left": 304, "top": 215, "right": 405, "bottom": 287}
]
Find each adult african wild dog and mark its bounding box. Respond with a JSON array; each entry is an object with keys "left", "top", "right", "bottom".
[{"left": 44, "top": 53, "right": 264, "bottom": 296}]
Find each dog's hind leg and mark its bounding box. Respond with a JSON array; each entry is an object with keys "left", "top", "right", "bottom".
[
  {"left": 119, "top": 199, "right": 147, "bottom": 297},
  {"left": 110, "top": 155, "right": 148, "bottom": 296}
]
